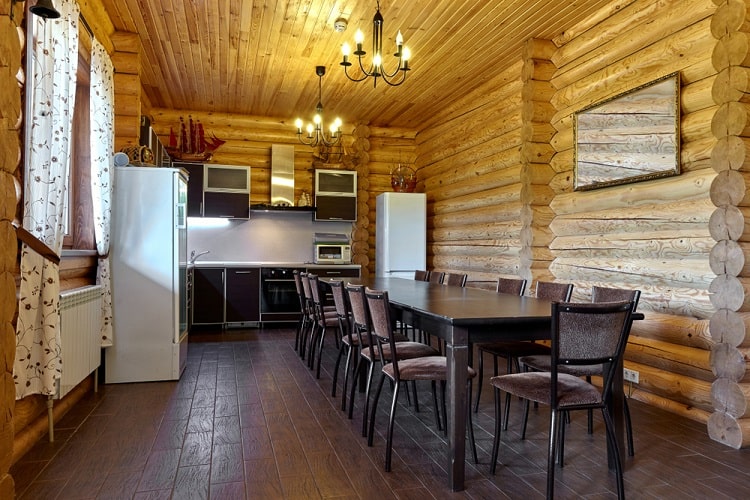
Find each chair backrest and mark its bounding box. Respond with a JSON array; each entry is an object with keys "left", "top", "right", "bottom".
[
  {"left": 550, "top": 301, "right": 634, "bottom": 406},
  {"left": 429, "top": 271, "right": 445, "bottom": 284},
  {"left": 308, "top": 274, "right": 326, "bottom": 323},
  {"left": 535, "top": 281, "right": 573, "bottom": 302},
  {"left": 414, "top": 270, "right": 430, "bottom": 281},
  {"left": 308, "top": 274, "right": 322, "bottom": 306},
  {"left": 591, "top": 286, "right": 641, "bottom": 313},
  {"left": 300, "top": 272, "right": 312, "bottom": 298},
  {"left": 300, "top": 272, "right": 314, "bottom": 312},
  {"left": 346, "top": 283, "right": 377, "bottom": 359},
  {"left": 293, "top": 270, "right": 306, "bottom": 308},
  {"left": 329, "top": 279, "right": 348, "bottom": 317},
  {"left": 329, "top": 279, "right": 352, "bottom": 338},
  {"left": 364, "top": 287, "right": 403, "bottom": 379},
  {"left": 444, "top": 273, "right": 468, "bottom": 287},
  {"left": 496, "top": 277, "right": 527, "bottom": 296}
]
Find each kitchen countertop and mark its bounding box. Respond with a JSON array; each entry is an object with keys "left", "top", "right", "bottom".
[{"left": 191, "top": 261, "right": 361, "bottom": 269}]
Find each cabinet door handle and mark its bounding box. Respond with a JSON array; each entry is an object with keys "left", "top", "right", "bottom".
[
  {"left": 234, "top": 271, "right": 253, "bottom": 274},
  {"left": 326, "top": 271, "right": 342, "bottom": 275}
]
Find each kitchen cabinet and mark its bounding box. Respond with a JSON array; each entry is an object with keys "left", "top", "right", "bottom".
[
  {"left": 192, "top": 267, "right": 224, "bottom": 325},
  {"left": 225, "top": 267, "right": 260, "bottom": 323},
  {"left": 178, "top": 162, "right": 204, "bottom": 217},
  {"left": 203, "top": 191, "right": 249, "bottom": 218},
  {"left": 314, "top": 196, "right": 356, "bottom": 221},
  {"left": 177, "top": 162, "right": 250, "bottom": 218},
  {"left": 314, "top": 169, "right": 357, "bottom": 221}
]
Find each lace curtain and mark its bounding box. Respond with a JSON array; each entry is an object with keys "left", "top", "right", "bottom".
[
  {"left": 90, "top": 38, "right": 114, "bottom": 346},
  {"left": 15, "top": 0, "right": 80, "bottom": 399}
]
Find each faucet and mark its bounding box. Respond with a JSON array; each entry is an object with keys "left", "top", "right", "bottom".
[{"left": 190, "top": 250, "right": 210, "bottom": 263}]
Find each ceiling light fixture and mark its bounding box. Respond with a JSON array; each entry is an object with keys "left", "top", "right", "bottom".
[
  {"left": 340, "top": 0, "right": 411, "bottom": 87},
  {"left": 295, "top": 66, "right": 343, "bottom": 148}
]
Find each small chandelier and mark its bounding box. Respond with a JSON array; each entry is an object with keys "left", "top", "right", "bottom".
[
  {"left": 340, "top": 1, "right": 411, "bottom": 87},
  {"left": 295, "top": 66, "right": 343, "bottom": 148}
]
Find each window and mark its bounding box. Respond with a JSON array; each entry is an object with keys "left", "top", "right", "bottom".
[{"left": 63, "top": 37, "right": 95, "bottom": 249}]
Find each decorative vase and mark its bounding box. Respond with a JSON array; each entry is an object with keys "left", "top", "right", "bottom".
[{"left": 390, "top": 164, "right": 417, "bottom": 193}]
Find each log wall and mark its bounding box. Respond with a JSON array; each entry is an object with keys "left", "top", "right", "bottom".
[
  {"left": 706, "top": 0, "right": 750, "bottom": 448},
  {"left": 548, "top": 0, "right": 720, "bottom": 425},
  {"left": 414, "top": 0, "right": 740, "bottom": 444},
  {"left": 1, "top": 3, "right": 22, "bottom": 497},
  {"left": 415, "top": 60, "right": 526, "bottom": 288}
]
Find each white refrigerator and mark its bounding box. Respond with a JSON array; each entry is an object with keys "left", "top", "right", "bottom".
[
  {"left": 376, "top": 192, "right": 427, "bottom": 279},
  {"left": 106, "top": 166, "right": 189, "bottom": 383}
]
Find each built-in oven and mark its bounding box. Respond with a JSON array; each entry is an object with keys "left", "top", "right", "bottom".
[{"left": 260, "top": 267, "right": 304, "bottom": 322}]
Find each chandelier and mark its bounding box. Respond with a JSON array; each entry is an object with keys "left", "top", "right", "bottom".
[
  {"left": 340, "top": 1, "right": 411, "bottom": 87},
  {"left": 295, "top": 66, "right": 343, "bottom": 148}
]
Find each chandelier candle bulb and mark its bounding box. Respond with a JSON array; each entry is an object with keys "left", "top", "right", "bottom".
[{"left": 340, "top": 1, "right": 412, "bottom": 87}]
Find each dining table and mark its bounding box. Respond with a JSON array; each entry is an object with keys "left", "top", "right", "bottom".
[{"left": 331, "top": 276, "right": 639, "bottom": 492}]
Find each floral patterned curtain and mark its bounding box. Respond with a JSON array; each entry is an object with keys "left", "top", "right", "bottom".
[
  {"left": 90, "top": 38, "right": 114, "bottom": 346},
  {"left": 15, "top": 0, "right": 80, "bottom": 399}
]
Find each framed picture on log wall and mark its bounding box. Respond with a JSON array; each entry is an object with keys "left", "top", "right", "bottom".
[{"left": 574, "top": 72, "right": 681, "bottom": 191}]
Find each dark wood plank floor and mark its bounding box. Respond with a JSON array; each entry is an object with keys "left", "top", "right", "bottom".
[{"left": 11, "top": 326, "right": 750, "bottom": 499}]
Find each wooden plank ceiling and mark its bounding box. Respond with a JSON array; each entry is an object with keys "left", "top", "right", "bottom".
[{"left": 99, "top": 0, "right": 621, "bottom": 130}]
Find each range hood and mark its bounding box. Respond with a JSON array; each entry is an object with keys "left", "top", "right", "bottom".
[
  {"left": 251, "top": 144, "right": 311, "bottom": 212},
  {"left": 271, "top": 144, "right": 294, "bottom": 206}
]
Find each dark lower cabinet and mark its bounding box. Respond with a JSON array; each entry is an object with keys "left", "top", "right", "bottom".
[
  {"left": 192, "top": 267, "right": 224, "bottom": 325},
  {"left": 225, "top": 267, "right": 260, "bottom": 323},
  {"left": 312, "top": 267, "right": 361, "bottom": 278}
]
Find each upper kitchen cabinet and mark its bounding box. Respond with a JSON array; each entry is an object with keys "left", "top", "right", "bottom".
[
  {"left": 314, "top": 169, "right": 357, "bottom": 222},
  {"left": 179, "top": 162, "right": 204, "bottom": 217},
  {"left": 177, "top": 162, "right": 250, "bottom": 218}
]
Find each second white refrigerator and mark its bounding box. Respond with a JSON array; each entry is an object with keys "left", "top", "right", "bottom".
[{"left": 375, "top": 192, "right": 426, "bottom": 279}]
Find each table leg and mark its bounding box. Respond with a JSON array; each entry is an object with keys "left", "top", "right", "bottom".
[
  {"left": 607, "top": 358, "right": 626, "bottom": 469},
  {"left": 445, "top": 326, "right": 469, "bottom": 492}
]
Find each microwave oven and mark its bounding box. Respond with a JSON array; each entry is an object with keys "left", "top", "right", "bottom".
[{"left": 314, "top": 244, "right": 352, "bottom": 264}]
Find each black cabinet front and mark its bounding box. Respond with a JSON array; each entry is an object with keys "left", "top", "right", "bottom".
[
  {"left": 178, "top": 162, "right": 204, "bottom": 217},
  {"left": 192, "top": 268, "right": 224, "bottom": 325},
  {"left": 314, "top": 195, "right": 356, "bottom": 221},
  {"left": 203, "top": 192, "right": 249, "bottom": 218},
  {"left": 225, "top": 268, "right": 260, "bottom": 323}
]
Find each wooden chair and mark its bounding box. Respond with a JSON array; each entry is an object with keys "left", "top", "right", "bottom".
[
  {"left": 428, "top": 271, "right": 445, "bottom": 284},
  {"left": 298, "top": 273, "right": 316, "bottom": 360},
  {"left": 306, "top": 274, "right": 341, "bottom": 379},
  {"left": 414, "top": 270, "right": 430, "bottom": 281},
  {"left": 520, "top": 286, "right": 641, "bottom": 457},
  {"left": 329, "top": 279, "right": 360, "bottom": 411},
  {"left": 472, "top": 277, "right": 528, "bottom": 414},
  {"left": 346, "top": 284, "right": 439, "bottom": 436},
  {"left": 364, "top": 287, "right": 478, "bottom": 472},
  {"left": 490, "top": 300, "right": 634, "bottom": 499},
  {"left": 292, "top": 270, "right": 311, "bottom": 353},
  {"left": 474, "top": 281, "right": 573, "bottom": 427},
  {"left": 443, "top": 272, "right": 468, "bottom": 287}
]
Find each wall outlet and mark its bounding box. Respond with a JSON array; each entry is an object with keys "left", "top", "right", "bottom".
[{"left": 623, "top": 368, "right": 639, "bottom": 384}]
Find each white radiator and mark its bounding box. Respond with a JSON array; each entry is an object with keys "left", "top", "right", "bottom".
[{"left": 57, "top": 285, "right": 103, "bottom": 399}]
